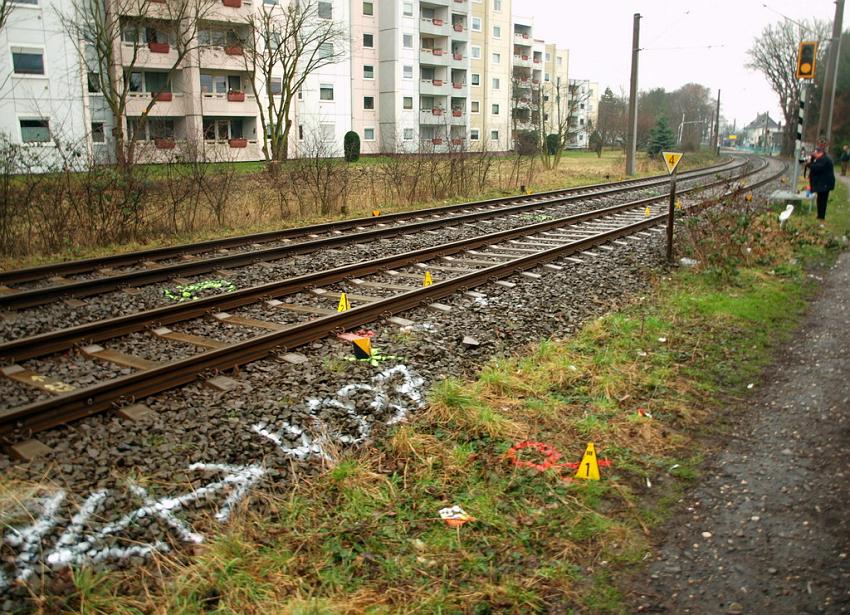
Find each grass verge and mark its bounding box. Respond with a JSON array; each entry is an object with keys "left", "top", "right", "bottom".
[{"left": 35, "top": 175, "right": 850, "bottom": 614}]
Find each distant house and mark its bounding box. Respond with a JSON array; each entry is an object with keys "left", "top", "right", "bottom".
[{"left": 740, "top": 113, "right": 783, "bottom": 151}]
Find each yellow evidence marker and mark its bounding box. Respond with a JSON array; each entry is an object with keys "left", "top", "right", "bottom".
[
  {"left": 675, "top": 199, "right": 683, "bottom": 210},
  {"left": 644, "top": 206, "right": 652, "bottom": 217},
  {"left": 352, "top": 336, "right": 372, "bottom": 359},
  {"left": 372, "top": 209, "right": 381, "bottom": 216},
  {"left": 337, "top": 292, "right": 351, "bottom": 312},
  {"left": 575, "top": 442, "right": 601, "bottom": 481},
  {"left": 423, "top": 271, "right": 433, "bottom": 287}
]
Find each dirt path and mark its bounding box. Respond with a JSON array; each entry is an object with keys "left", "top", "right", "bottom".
[{"left": 627, "top": 248, "right": 850, "bottom": 613}]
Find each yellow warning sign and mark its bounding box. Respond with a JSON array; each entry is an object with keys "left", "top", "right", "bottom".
[
  {"left": 662, "top": 151, "right": 683, "bottom": 175},
  {"left": 352, "top": 336, "right": 372, "bottom": 359},
  {"left": 575, "top": 442, "right": 600, "bottom": 481},
  {"left": 644, "top": 206, "right": 652, "bottom": 217},
  {"left": 423, "top": 271, "right": 433, "bottom": 287},
  {"left": 337, "top": 293, "right": 351, "bottom": 312}
]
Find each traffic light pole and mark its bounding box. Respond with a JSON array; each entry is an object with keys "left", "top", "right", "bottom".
[{"left": 791, "top": 82, "right": 809, "bottom": 193}]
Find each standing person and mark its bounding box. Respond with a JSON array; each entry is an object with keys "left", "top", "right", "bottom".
[
  {"left": 840, "top": 145, "right": 850, "bottom": 176},
  {"left": 808, "top": 146, "right": 836, "bottom": 221}
]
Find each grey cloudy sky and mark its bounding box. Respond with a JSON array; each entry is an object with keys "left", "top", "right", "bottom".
[{"left": 527, "top": 0, "right": 842, "bottom": 129}]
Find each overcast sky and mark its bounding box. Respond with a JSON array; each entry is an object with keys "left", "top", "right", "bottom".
[{"left": 526, "top": 0, "right": 842, "bottom": 130}]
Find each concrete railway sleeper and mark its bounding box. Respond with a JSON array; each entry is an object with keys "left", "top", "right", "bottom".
[
  {"left": 0, "top": 159, "right": 750, "bottom": 310},
  {"left": 0, "top": 158, "right": 780, "bottom": 441}
]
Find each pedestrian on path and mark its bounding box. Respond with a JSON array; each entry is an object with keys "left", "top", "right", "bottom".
[
  {"left": 839, "top": 145, "right": 850, "bottom": 176},
  {"left": 808, "top": 146, "right": 836, "bottom": 221}
]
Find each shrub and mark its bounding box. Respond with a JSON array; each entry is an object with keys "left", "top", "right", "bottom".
[
  {"left": 343, "top": 131, "right": 360, "bottom": 163},
  {"left": 545, "top": 133, "right": 559, "bottom": 155}
]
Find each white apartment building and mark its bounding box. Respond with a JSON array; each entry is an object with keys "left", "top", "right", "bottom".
[
  {"left": 1, "top": 0, "right": 577, "bottom": 161},
  {"left": 542, "top": 43, "right": 568, "bottom": 135},
  {"left": 567, "top": 78, "right": 597, "bottom": 149}
]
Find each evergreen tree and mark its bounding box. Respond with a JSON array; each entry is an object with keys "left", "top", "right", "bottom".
[{"left": 646, "top": 116, "right": 675, "bottom": 157}]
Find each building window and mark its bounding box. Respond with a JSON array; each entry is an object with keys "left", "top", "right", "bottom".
[
  {"left": 544, "top": 73, "right": 550, "bottom": 82},
  {"left": 149, "top": 118, "right": 175, "bottom": 139},
  {"left": 471, "top": 46, "right": 480, "bottom": 59},
  {"left": 491, "top": 103, "right": 499, "bottom": 115},
  {"left": 490, "top": 130, "right": 499, "bottom": 140},
  {"left": 493, "top": 0, "right": 501, "bottom": 9},
  {"left": 491, "top": 77, "right": 499, "bottom": 89},
  {"left": 298, "top": 88, "right": 303, "bottom": 100},
  {"left": 471, "top": 17, "right": 481, "bottom": 31},
  {"left": 403, "top": 65, "right": 413, "bottom": 79},
  {"left": 403, "top": 0, "right": 413, "bottom": 16},
  {"left": 270, "top": 77, "right": 282, "bottom": 95},
  {"left": 91, "top": 122, "right": 105, "bottom": 143},
  {"left": 20, "top": 119, "right": 50, "bottom": 143},
  {"left": 319, "top": 42, "right": 333, "bottom": 59},
  {"left": 299, "top": 124, "right": 304, "bottom": 140},
  {"left": 320, "top": 84, "right": 334, "bottom": 100},
  {"left": 471, "top": 100, "right": 479, "bottom": 113},
  {"left": 557, "top": 56, "right": 563, "bottom": 66},
  {"left": 403, "top": 128, "right": 414, "bottom": 140},
  {"left": 363, "top": 33, "right": 374, "bottom": 47},
  {"left": 580, "top": 103, "right": 585, "bottom": 109},
  {"left": 471, "top": 73, "right": 480, "bottom": 86},
  {"left": 364, "top": 64, "right": 374, "bottom": 79},
  {"left": 87, "top": 72, "right": 101, "bottom": 93},
  {"left": 545, "top": 52, "right": 551, "bottom": 61},
  {"left": 12, "top": 48, "right": 45, "bottom": 75},
  {"left": 200, "top": 73, "right": 227, "bottom": 94},
  {"left": 317, "top": 1, "right": 332, "bottom": 18},
  {"left": 362, "top": 1, "right": 373, "bottom": 15},
  {"left": 492, "top": 52, "right": 500, "bottom": 64},
  {"left": 403, "top": 33, "right": 413, "bottom": 48},
  {"left": 470, "top": 128, "right": 480, "bottom": 140},
  {"left": 403, "top": 96, "right": 413, "bottom": 109},
  {"left": 321, "top": 123, "right": 335, "bottom": 141},
  {"left": 364, "top": 127, "right": 375, "bottom": 140},
  {"left": 492, "top": 25, "right": 501, "bottom": 38},
  {"left": 364, "top": 96, "right": 375, "bottom": 109}
]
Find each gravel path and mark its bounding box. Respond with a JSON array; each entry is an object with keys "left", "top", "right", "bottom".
[{"left": 629, "top": 250, "right": 850, "bottom": 614}]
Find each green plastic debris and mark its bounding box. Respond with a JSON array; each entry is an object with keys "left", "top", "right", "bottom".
[
  {"left": 163, "top": 279, "right": 236, "bottom": 302},
  {"left": 344, "top": 347, "right": 404, "bottom": 367}
]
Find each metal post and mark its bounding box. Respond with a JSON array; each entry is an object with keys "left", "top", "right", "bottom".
[
  {"left": 817, "top": 0, "right": 845, "bottom": 144},
  {"left": 625, "top": 13, "right": 641, "bottom": 176},
  {"left": 666, "top": 168, "right": 677, "bottom": 263},
  {"left": 713, "top": 89, "right": 721, "bottom": 155},
  {"left": 791, "top": 82, "right": 808, "bottom": 192}
]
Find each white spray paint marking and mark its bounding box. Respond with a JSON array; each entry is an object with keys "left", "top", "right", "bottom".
[
  {"left": 254, "top": 364, "right": 426, "bottom": 459},
  {"left": 1, "top": 463, "right": 264, "bottom": 591}
]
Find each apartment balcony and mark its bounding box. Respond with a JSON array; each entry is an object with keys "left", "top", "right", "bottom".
[
  {"left": 450, "top": 109, "right": 466, "bottom": 125},
  {"left": 121, "top": 42, "right": 180, "bottom": 69},
  {"left": 450, "top": 23, "right": 469, "bottom": 41},
  {"left": 420, "top": 48, "right": 450, "bottom": 66},
  {"left": 206, "top": 0, "right": 256, "bottom": 23},
  {"left": 420, "top": 79, "right": 448, "bottom": 96},
  {"left": 126, "top": 92, "right": 187, "bottom": 116},
  {"left": 513, "top": 55, "right": 532, "bottom": 68},
  {"left": 450, "top": 81, "right": 468, "bottom": 97},
  {"left": 200, "top": 46, "right": 248, "bottom": 71},
  {"left": 451, "top": 0, "right": 469, "bottom": 10},
  {"left": 515, "top": 78, "right": 531, "bottom": 89},
  {"left": 420, "top": 108, "right": 448, "bottom": 125},
  {"left": 423, "top": 0, "right": 451, "bottom": 5},
  {"left": 204, "top": 139, "right": 262, "bottom": 161},
  {"left": 420, "top": 17, "right": 447, "bottom": 37},
  {"left": 200, "top": 91, "right": 257, "bottom": 115}
]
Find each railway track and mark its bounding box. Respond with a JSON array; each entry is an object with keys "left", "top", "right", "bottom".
[
  {"left": 0, "top": 158, "right": 745, "bottom": 310},
  {"left": 0, "top": 156, "right": 780, "bottom": 441}
]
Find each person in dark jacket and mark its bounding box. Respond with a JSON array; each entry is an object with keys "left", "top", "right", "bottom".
[
  {"left": 840, "top": 145, "right": 850, "bottom": 175},
  {"left": 808, "top": 146, "right": 836, "bottom": 221}
]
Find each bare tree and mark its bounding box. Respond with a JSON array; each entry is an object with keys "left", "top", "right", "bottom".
[
  {"left": 60, "top": 0, "right": 214, "bottom": 166},
  {"left": 747, "top": 18, "right": 829, "bottom": 155},
  {"left": 0, "top": 0, "right": 13, "bottom": 32},
  {"left": 241, "top": 0, "right": 346, "bottom": 162}
]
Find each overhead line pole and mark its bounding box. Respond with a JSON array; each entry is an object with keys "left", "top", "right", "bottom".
[
  {"left": 625, "top": 13, "right": 641, "bottom": 176},
  {"left": 817, "top": 0, "right": 845, "bottom": 144},
  {"left": 713, "top": 89, "right": 721, "bottom": 155}
]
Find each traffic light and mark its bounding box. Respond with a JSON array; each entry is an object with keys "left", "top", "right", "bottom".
[{"left": 796, "top": 41, "right": 818, "bottom": 79}]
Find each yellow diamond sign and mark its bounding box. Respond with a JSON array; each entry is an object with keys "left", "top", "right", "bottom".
[{"left": 662, "top": 151, "right": 683, "bottom": 175}]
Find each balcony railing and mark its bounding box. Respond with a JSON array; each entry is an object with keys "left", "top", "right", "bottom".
[
  {"left": 453, "top": 23, "right": 464, "bottom": 32},
  {"left": 148, "top": 41, "right": 170, "bottom": 53},
  {"left": 453, "top": 53, "right": 463, "bottom": 61}
]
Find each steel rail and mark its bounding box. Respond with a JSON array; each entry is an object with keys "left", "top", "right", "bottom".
[
  {"left": 0, "top": 160, "right": 765, "bottom": 363},
  {"left": 0, "top": 159, "right": 781, "bottom": 437},
  {"left": 0, "top": 157, "right": 735, "bottom": 286},
  {"left": 0, "top": 159, "right": 748, "bottom": 310}
]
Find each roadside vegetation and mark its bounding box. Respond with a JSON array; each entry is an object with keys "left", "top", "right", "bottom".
[
  {"left": 29, "top": 179, "right": 846, "bottom": 613},
  {"left": 0, "top": 146, "right": 717, "bottom": 270}
]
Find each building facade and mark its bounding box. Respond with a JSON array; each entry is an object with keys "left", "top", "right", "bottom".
[{"left": 1, "top": 0, "right": 581, "bottom": 161}]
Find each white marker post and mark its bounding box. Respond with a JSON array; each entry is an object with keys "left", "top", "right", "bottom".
[{"left": 662, "top": 151, "right": 683, "bottom": 263}]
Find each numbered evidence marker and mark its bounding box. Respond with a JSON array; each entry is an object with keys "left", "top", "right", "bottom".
[
  {"left": 644, "top": 206, "right": 652, "bottom": 217},
  {"left": 337, "top": 292, "right": 351, "bottom": 312},
  {"left": 423, "top": 271, "right": 433, "bottom": 287},
  {"left": 662, "top": 151, "right": 684, "bottom": 175},
  {"left": 574, "top": 442, "right": 601, "bottom": 481}
]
